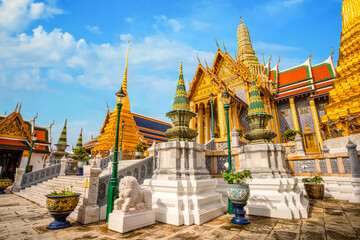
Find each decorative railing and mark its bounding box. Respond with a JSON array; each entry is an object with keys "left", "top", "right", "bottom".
[
  {"left": 97, "top": 156, "right": 153, "bottom": 207},
  {"left": 21, "top": 163, "right": 61, "bottom": 189},
  {"left": 205, "top": 151, "right": 236, "bottom": 177},
  {"left": 286, "top": 152, "right": 357, "bottom": 177},
  {"left": 99, "top": 154, "right": 113, "bottom": 169}
]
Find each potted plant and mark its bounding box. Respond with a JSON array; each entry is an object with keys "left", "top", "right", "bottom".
[
  {"left": 134, "top": 143, "right": 144, "bottom": 159},
  {"left": 282, "top": 129, "right": 302, "bottom": 142},
  {"left": 0, "top": 179, "right": 12, "bottom": 194},
  {"left": 302, "top": 176, "right": 325, "bottom": 199},
  {"left": 223, "top": 169, "right": 252, "bottom": 225},
  {"left": 45, "top": 188, "right": 81, "bottom": 229},
  {"left": 73, "top": 147, "right": 89, "bottom": 176}
]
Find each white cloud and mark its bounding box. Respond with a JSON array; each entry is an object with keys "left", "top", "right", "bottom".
[
  {"left": 193, "top": 20, "right": 212, "bottom": 30},
  {"left": 154, "top": 15, "right": 183, "bottom": 32},
  {"left": 283, "top": 0, "right": 304, "bottom": 7},
  {"left": 253, "top": 41, "right": 300, "bottom": 52},
  {"left": 120, "top": 33, "right": 133, "bottom": 41},
  {"left": 12, "top": 68, "right": 44, "bottom": 89},
  {"left": 0, "top": 0, "right": 63, "bottom": 34},
  {"left": 125, "top": 17, "right": 133, "bottom": 23},
  {"left": 85, "top": 25, "right": 101, "bottom": 34}
]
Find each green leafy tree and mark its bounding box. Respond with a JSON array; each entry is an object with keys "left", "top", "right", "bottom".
[
  {"left": 282, "top": 129, "right": 302, "bottom": 142},
  {"left": 236, "top": 129, "right": 243, "bottom": 138},
  {"left": 73, "top": 147, "right": 89, "bottom": 162},
  {"left": 134, "top": 143, "right": 144, "bottom": 153}
]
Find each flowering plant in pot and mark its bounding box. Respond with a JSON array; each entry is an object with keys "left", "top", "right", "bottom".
[
  {"left": 0, "top": 179, "right": 12, "bottom": 194},
  {"left": 223, "top": 169, "right": 252, "bottom": 225},
  {"left": 302, "top": 176, "right": 324, "bottom": 199},
  {"left": 282, "top": 129, "right": 302, "bottom": 142},
  {"left": 134, "top": 143, "right": 144, "bottom": 159},
  {"left": 45, "top": 188, "right": 81, "bottom": 229}
]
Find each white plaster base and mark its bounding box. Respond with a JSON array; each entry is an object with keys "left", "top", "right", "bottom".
[
  {"left": 77, "top": 205, "right": 100, "bottom": 225},
  {"left": 108, "top": 210, "right": 155, "bottom": 233},
  {"left": 296, "top": 176, "right": 360, "bottom": 203},
  {"left": 216, "top": 178, "right": 309, "bottom": 219},
  {"left": 143, "top": 179, "right": 226, "bottom": 226}
]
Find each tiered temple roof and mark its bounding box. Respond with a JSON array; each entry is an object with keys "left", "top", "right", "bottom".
[{"left": 0, "top": 105, "right": 52, "bottom": 154}]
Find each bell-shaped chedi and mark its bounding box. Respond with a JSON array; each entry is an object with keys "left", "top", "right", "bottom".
[
  {"left": 244, "top": 79, "right": 277, "bottom": 144},
  {"left": 165, "top": 61, "right": 198, "bottom": 141}
]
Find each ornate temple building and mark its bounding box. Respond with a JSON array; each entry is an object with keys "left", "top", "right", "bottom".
[
  {"left": 320, "top": 0, "right": 360, "bottom": 138},
  {"left": 86, "top": 41, "right": 172, "bottom": 158},
  {"left": 0, "top": 104, "right": 52, "bottom": 180},
  {"left": 188, "top": 18, "right": 336, "bottom": 153}
]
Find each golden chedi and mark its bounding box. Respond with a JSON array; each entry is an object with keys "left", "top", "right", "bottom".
[{"left": 321, "top": 0, "right": 360, "bottom": 137}]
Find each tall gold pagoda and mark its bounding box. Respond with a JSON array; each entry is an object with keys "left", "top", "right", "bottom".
[
  {"left": 321, "top": 0, "right": 360, "bottom": 137},
  {"left": 92, "top": 41, "right": 143, "bottom": 158}
]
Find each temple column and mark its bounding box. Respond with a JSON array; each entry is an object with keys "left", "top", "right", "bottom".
[
  {"left": 271, "top": 101, "right": 282, "bottom": 143},
  {"left": 309, "top": 99, "right": 323, "bottom": 148},
  {"left": 198, "top": 105, "right": 204, "bottom": 144},
  {"left": 205, "top": 106, "right": 210, "bottom": 142},
  {"left": 289, "top": 97, "right": 300, "bottom": 131},
  {"left": 190, "top": 102, "right": 196, "bottom": 130},
  {"left": 217, "top": 93, "right": 226, "bottom": 138}
]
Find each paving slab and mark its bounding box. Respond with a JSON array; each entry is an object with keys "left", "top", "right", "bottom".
[{"left": 1, "top": 193, "right": 360, "bottom": 240}]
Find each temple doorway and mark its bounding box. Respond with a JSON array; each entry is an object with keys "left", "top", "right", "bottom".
[{"left": 0, "top": 150, "right": 23, "bottom": 181}]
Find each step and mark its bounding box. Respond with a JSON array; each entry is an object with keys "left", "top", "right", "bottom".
[{"left": 30, "top": 184, "right": 85, "bottom": 195}]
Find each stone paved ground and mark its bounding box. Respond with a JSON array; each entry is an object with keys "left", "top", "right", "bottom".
[{"left": 1, "top": 189, "right": 360, "bottom": 240}]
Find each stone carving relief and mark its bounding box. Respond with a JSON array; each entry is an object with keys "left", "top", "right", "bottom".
[{"left": 114, "top": 176, "right": 152, "bottom": 213}]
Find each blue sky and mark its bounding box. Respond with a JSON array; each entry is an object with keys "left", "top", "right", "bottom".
[{"left": 0, "top": 0, "right": 343, "bottom": 149}]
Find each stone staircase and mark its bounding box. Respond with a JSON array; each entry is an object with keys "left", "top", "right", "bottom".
[{"left": 15, "top": 159, "right": 142, "bottom": 220}]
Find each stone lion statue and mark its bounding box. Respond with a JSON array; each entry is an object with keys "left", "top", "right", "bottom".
[{"left": 114, "top": 176, "right": 152, "bottom": 213}]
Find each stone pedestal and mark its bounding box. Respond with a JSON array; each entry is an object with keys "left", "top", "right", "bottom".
[
  {"left": 77, "top": 167, "right": 102, "bottom": 224},
  {"left": 349, "top": 178, "right": 360, "bottom": 203},
  {"left": 143, "top": 141, "right": 226, "bottom": 226},
  {"left": 294, "top": 134, "right": 305, "bottom": 155},
  {"left": 11, "top": 168, "right": 25, "bottom": 192},
  {"left": 237, "top": 143, "right": 309, "bottom": 219},
  {"left": 231, "top": 128, "right": 240, "bottom": 148},
  {"left": 108, "top": 210, "right": 155, "bottom": 233},
  {"left": 59, "top": 156, "right": 68, "bottom": 176}
]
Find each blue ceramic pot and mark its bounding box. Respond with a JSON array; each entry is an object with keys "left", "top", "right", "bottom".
[{"left": 226, "top": 184, "right": 250, "bottom": 203}]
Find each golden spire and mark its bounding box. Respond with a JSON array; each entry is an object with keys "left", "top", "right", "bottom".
[
  {"left": 237, "top": 17, "right": 260, "bottom": 70},
  {"left": 122, "top": 40, "right": 130, "bottom": 95},
  {"left": 180, "top": 60, "right": 183, "bottom": 75}
]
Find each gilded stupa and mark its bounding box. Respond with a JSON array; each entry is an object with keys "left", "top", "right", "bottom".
[
  {"left": 321, "top": 0, "right": 360, "bottom": 136},
  {"left": 92, "top": 41, "right": 143, "bottom": 157},
  {"left": 237, "top": 17, "right": 262, "bottom": 73}
]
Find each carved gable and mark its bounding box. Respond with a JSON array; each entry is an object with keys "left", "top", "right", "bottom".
[{"left": 0, "top": 113, "right": 31, "bottom": 140}]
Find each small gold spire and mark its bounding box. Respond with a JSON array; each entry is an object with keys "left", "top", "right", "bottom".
[
  {"left": 240, "top": 16, "right": 242, "bottom": 24},
  {"left": 180, "top": 60, "right": 183, "bottom": 74},
  {"left": 122, "top": 40, "right": 130, "bottom": 95}
]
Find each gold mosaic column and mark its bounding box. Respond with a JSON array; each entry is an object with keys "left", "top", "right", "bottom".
[
  {"left": 309, "top": 99, "right": 323, "bottom": 148},
  {"left": 198, "top": 106, "right": 204, "bottom": 144},
  {"left": 205, "top": 107, "right": 210, "bottom": 142},
  {"left": 289, "top": 97, "right": 300, "bottom": 131}
]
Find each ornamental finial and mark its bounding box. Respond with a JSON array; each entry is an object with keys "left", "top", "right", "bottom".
[
  {"left": 240, "top": 16, "right": 243, "bottom": 24},
  {"left": 180, "top": 60, "right": 183, "bottom": 75}
]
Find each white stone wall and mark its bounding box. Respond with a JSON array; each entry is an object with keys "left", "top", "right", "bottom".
[{"left": 324, "top": 133, "right": 360, "bottom": 153}]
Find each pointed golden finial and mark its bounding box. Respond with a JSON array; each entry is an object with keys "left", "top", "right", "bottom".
[
  {"left": 180, "top": 60, "right": 183, "bottom": 74},
  {"left": 4, "top": 111, "right": 6, "bottom": 116},
  {"left": 14, "top": 102, "right": 19, "bottom": 112},
  {"left": 106, "top": 101, "right": 109, "bottom": 111},
  {"left": 309, "top": 50, "right": 312, "bottom": 59},
  {"left": 262, "top": 53, "right": 265, "bottom": 65},
  {"left": 235, "top": 52, "right": 238, "bottom": 61},
  {"left": 122, "top": 40, "right": 130, "bottom": 95},
  {"left": 32, "top": 112, "right": 38, "bottom": 122},
  {"left": 223, "top": 42, "right": 228, "bottom": 53},
  {"left": 215, "top": 38, "right": 220, "bottom": 50},
  {"left": 330, "top": 46, "right": 335, "bottom": 59},
  {"left": 267, "top": 54, "right": 272, "bottom": 66},
  {"left": 277, "top": 56, "right": 280, "bottom": 65},
  {"left": 50, "top": 120, "right": 55, "bottom": 128},
  {"left": 18, "top": 103, "right": 22, "bottom": 113},
  {"left": 204, "top": 58, "right": 209, "bottom": 69},
  {"left": 197, "top": 53, "right": 201, "bottom": 65},
  {"left": 240, "top": 16, "right": 243, "bottom": 24}
]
